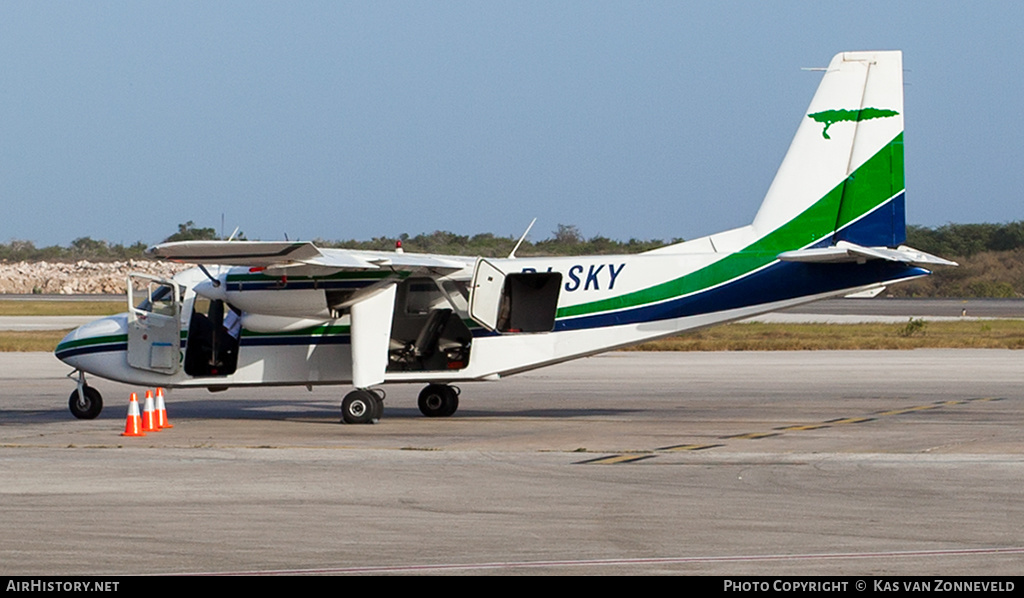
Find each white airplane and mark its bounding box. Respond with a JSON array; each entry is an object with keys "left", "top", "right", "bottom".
[{"left": 56, "top": 50, "right": 954, "bottom": 424}]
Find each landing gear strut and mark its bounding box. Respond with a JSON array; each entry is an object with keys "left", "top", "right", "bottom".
[
  {"left": 341, "top": 389, "right": 384, "bottom": 424},
  {"left": 418, "top": 384, "right": 459, "bottom": 418}
]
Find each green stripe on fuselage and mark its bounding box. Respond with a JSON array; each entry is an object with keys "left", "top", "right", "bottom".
[
  {"left": 55, "top": 333, "right": 127, "bottom": 353},
  {"left": 557, "top": 132, "right": 904, "bottom": 319}
]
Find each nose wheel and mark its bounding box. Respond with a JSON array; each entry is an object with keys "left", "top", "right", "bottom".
[
  {"left": 417, "top": 384, "right": 459, "bottom": 417},
  {"left": 69, "top": 386, "right": 103, "bottom": 420}
]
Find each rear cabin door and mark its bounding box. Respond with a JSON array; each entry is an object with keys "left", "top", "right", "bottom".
[
  {"left": 469, "top": 259, "right": 506, "bottom": 332},
  {"left": 469, "top": 259, "right": 562, "bottom": 333},
  {"left": 127, "top": 273, "right": 182, "bottom": 374}
]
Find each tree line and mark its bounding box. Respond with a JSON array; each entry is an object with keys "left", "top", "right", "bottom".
[
  {"left": 0, "top": 222, "right": 673, "bottom": 262},
  {"left": 4, "top": 220, "right": 1024, "bottom": 261},
  {"left": 906, "top": 222, "right": 1024, "bottom": 258},
  {"left": 2, "top": 221, "right": 1023, "bottom": 298}
]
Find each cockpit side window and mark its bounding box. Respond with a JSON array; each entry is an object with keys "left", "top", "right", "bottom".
[{"left": 133, "top": 281, "right": 178, "bottom": 316}]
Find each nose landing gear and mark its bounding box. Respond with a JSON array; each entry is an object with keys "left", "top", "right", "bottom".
[
  {"left": 68, "top": 370, "right": 103, "bottom": 420},
  {"left": 69, "top": 386, "right": 103, "bottom": 420}
]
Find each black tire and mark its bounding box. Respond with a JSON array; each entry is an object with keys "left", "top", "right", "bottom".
[
  {"left": 418, "top": 384, "right": 459, "bottom": 418},
  {"left": 341, "top": 390, "right": 379, "bottom": 424},
  {"left": 69, "top": 386, "right": 102, "bottom": 420}
]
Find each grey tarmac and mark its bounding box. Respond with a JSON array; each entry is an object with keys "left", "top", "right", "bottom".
[{"left": 0, "top": 350, "right": 1021, "bottom": 575}]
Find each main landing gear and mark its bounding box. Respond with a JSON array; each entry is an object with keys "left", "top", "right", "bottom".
[
  {"left": 340, "top": 384, "right": 461, "bottom": 424},
  {"left": 417, "top": 384, "right": 459, "bottom": 418},
  {"left": 340, "top": 389, "right": 385, "bottom": 424}
]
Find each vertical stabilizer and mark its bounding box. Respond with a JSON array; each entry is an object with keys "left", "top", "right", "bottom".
[{"left": 752, "top": 51, "right": 905, "bottom": 249}]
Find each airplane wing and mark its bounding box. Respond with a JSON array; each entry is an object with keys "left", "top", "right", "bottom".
[
  {"left": 147, "top": 240, "right": 472, "bottom": 273},
  {"left": 778, "top": 241, "right": 958, "bottom": 267}
]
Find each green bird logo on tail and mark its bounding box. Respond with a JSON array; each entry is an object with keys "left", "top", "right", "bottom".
[{"left": 807, "top": 107, "right": 899, "bottom": 139}]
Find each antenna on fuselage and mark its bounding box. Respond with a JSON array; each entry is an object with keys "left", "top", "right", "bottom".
[{"left": 508, "top": 218, "right": 537, "bottom": 259}]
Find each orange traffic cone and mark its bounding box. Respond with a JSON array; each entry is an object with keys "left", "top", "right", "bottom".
[
  {"left": 142, "top": 390, "right": 159, "bottom": 432},
  {"left": 155, "top": 387, "right": 173, "bottom": 429},
  {"left": 121, "top": 393, "right": 146, "bottom": 437}
]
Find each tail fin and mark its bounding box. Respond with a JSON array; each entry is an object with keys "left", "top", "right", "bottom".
[{"left": 752, "top": 51, "right": 905, "bottom": 249}]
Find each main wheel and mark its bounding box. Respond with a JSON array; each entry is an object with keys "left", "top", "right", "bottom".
[
  {"left": 69, "top": 386, "right": 103, "bottom": 420},
  {"left": 417, "top": 384, "right": 459, "bottom": 418},
  {"left": 341, "top": 390, "right": 380, "bottom": 424}
]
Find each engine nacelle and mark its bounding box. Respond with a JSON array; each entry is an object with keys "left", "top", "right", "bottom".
[{"left": 240, "top": 313, "right": 336, "bottom": 333}]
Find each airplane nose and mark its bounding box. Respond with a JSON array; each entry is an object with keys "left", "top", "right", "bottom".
[
  {"left": 54, "top": 315, "right": 128, "bottom": 368},
  {"left": 55, "top": 326, "right": 87, "bottom": 369}
]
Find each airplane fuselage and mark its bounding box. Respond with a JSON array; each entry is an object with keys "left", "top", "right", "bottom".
[{"left": 57, "top": 248, "right": 927, "bottom": 390}]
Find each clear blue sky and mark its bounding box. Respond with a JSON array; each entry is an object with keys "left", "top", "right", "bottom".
[{"left": 2, "top": 2, "right": 1021, "bottom": 247}]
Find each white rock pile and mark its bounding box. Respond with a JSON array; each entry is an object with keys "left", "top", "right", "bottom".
[{"left": 0, "top": 260, "right": 192, "bottom": 295}]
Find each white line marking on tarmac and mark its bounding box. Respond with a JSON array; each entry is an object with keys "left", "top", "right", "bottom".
[{"left": 183, "top": 546, "right": 1024, "bottom": 575}]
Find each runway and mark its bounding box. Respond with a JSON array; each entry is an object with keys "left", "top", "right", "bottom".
[{"left": 1, "top": 350, "right": 1021, "bottom": 575}]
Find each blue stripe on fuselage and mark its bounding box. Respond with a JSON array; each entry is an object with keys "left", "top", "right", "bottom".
[{"left": 553, "top": 258, "right": 926, "bottom": 332}]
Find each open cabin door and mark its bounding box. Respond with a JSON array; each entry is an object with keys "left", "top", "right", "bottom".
[
  {"left": 469, "top": 258, "right": 561, "bottom": 333},
  {"left": 469, "top": 259, "right": 506, "bottom": 332},
  {"left": 127, "top": 273, "right": 182, "bottom": 374}
]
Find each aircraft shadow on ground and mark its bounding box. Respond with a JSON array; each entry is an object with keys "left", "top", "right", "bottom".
[
  {"left": 15, "top": 399, "right": 642, "bottom": 424},
  {"left": 151, "top": 401, "right": 642, "bottom": 421}
]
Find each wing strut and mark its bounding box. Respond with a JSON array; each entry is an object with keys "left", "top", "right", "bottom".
[{"left": 349, "top": 283, "right": 398, "bottom": 389}]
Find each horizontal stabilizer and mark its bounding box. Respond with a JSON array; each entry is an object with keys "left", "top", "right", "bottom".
[{"left": 778, "top": 241, "right": 958, "bottom": 267}]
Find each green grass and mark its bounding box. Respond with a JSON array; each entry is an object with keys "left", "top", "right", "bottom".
[
  {"left": 0, "top": 300, "right": 123, "bottom": 316},
  {"left": 10, "top": 319, "right": 1024, "bottom": 353},
  {"left": 626, "top": 320, "right": 1024, "bottom": 351},
  {"left": 0, "top": 330, "right": 71, "bottom": 352}
]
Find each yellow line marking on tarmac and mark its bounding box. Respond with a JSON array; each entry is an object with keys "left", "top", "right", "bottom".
[
  {"left": 577, "top": 398, "right": 1003, "bottom": 465},
  {"left": 876, "top": 405, "right": 941, "bottom": 416},
  {"left": 577, "top": 454, "right": 657, "bottom": 465},
  {"left": 720, "top": 432, "right": 782, "bottom": 440},
  {"left": 656, "top": 443, "right": 724, "bottom": 452},
  {"left": 825, "top": 417, "right": 875, "bottom": 425}
]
